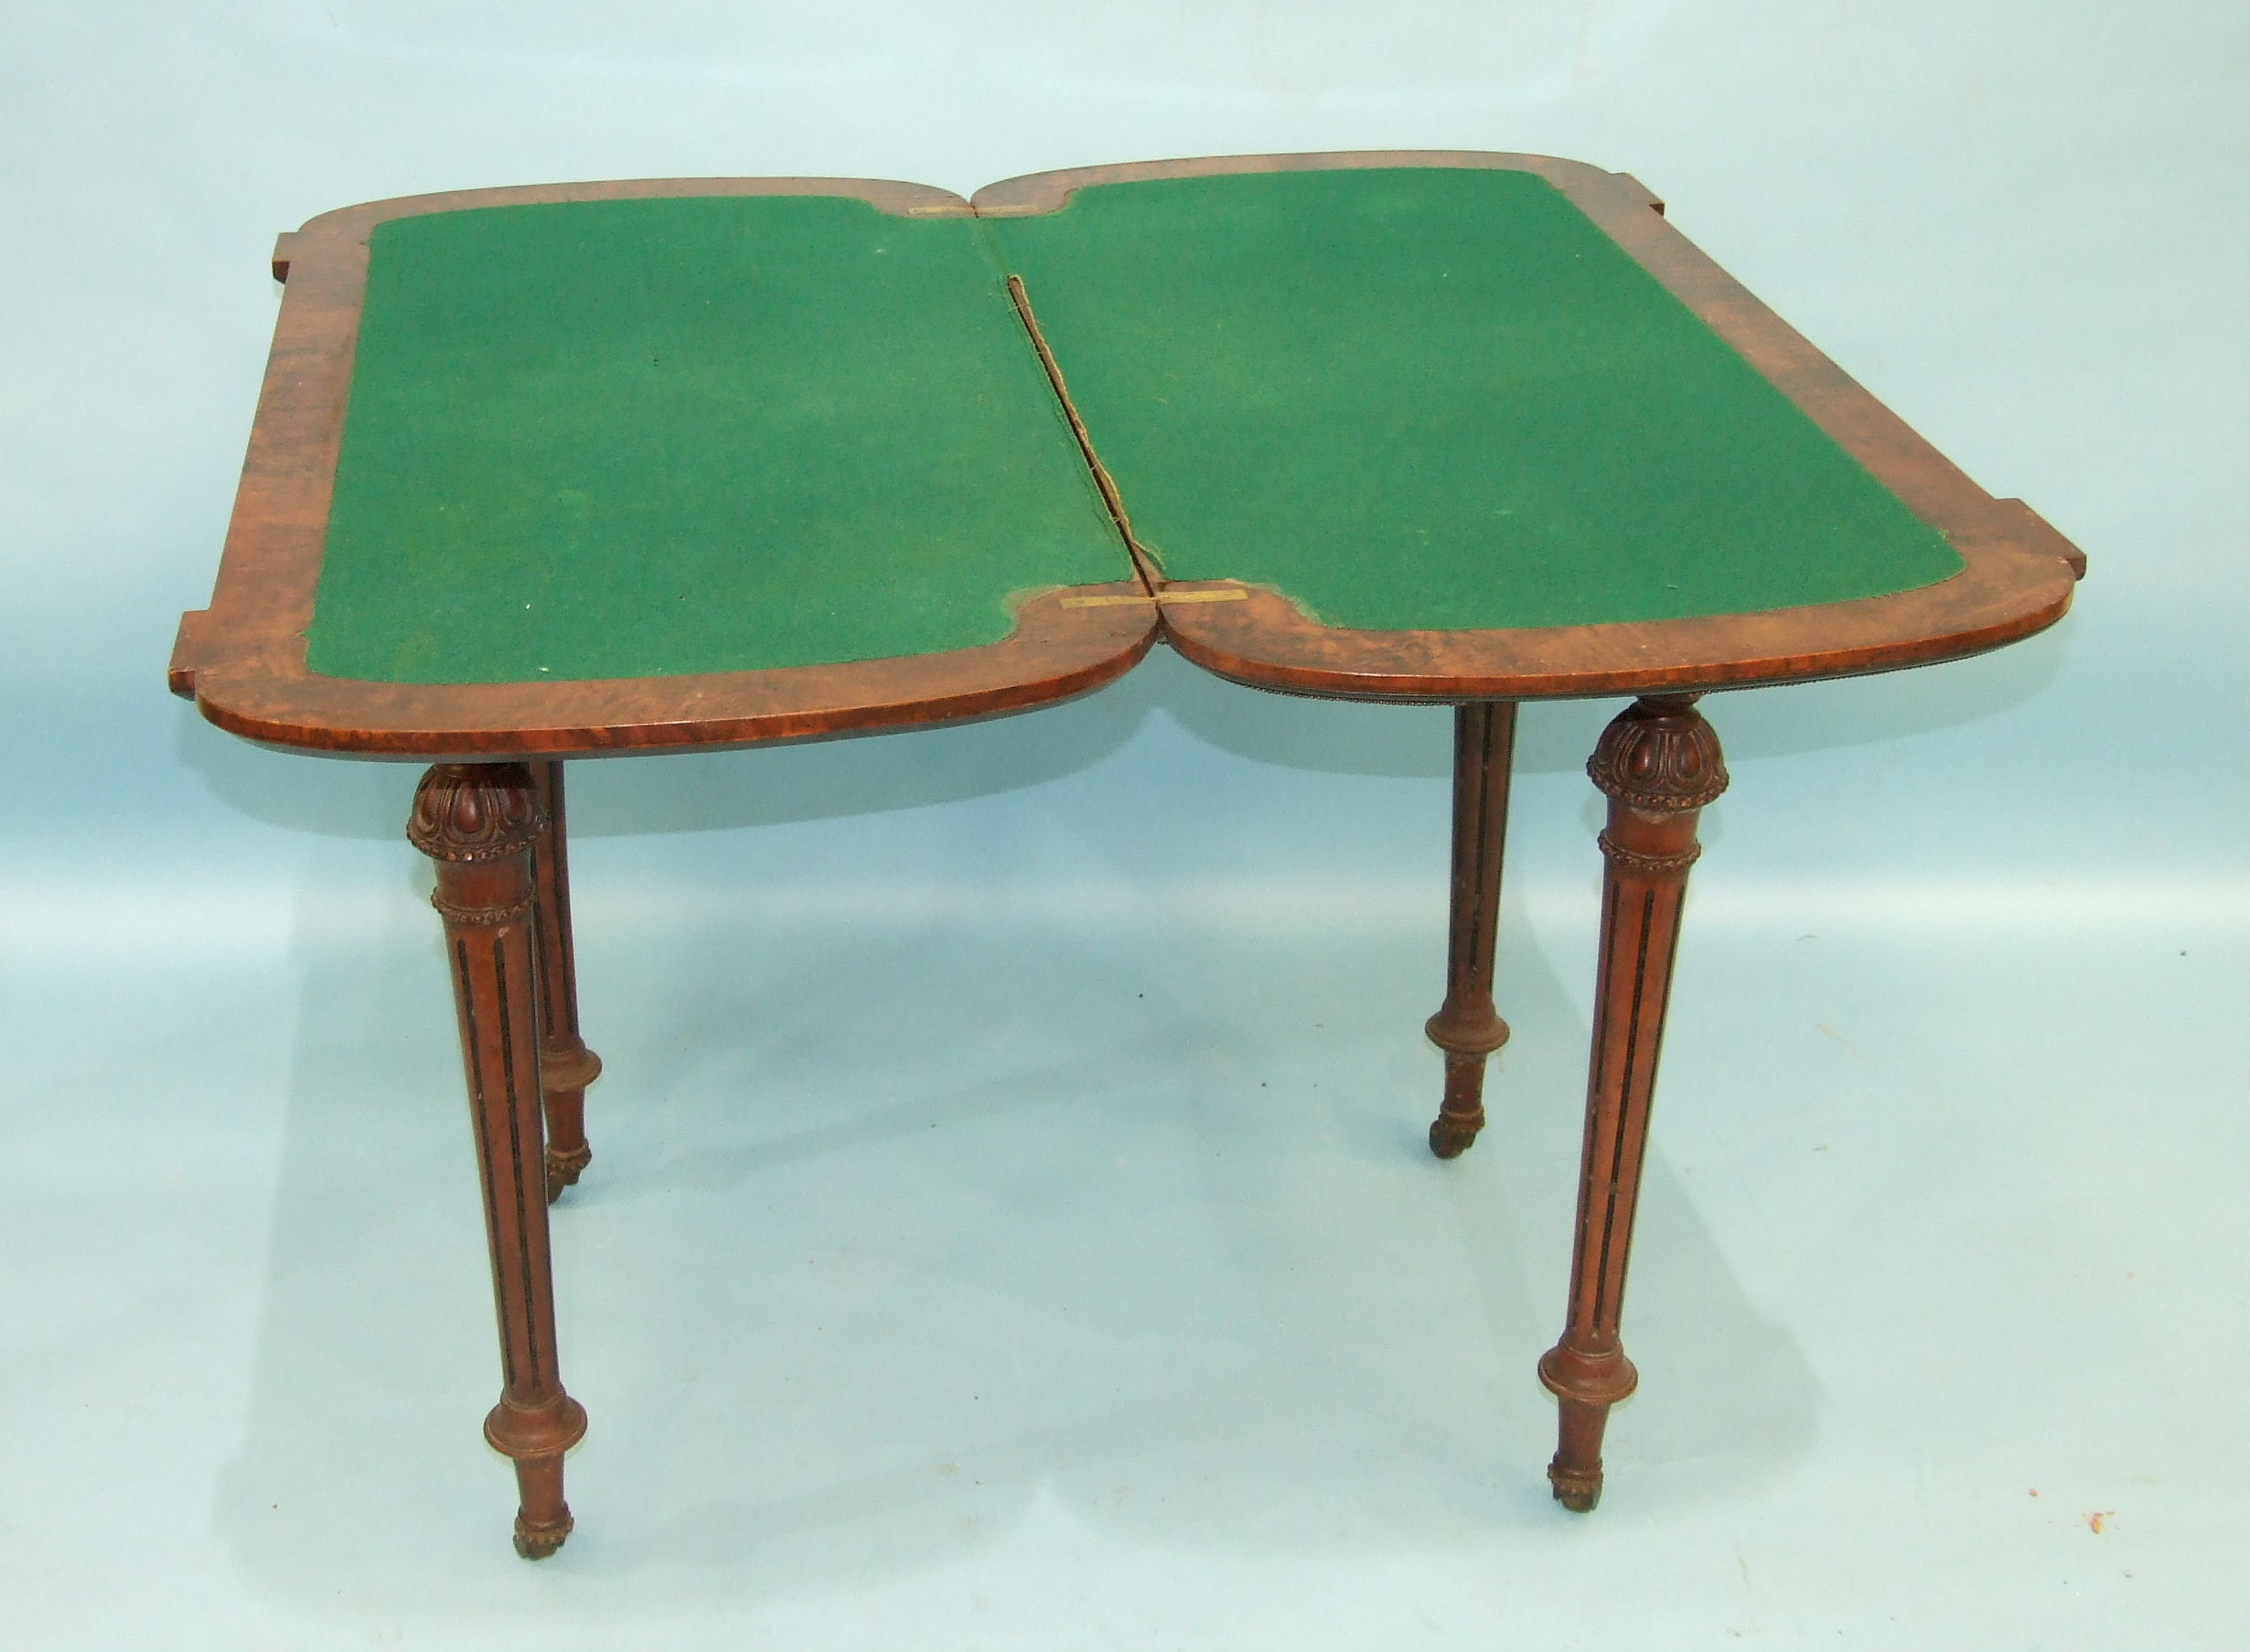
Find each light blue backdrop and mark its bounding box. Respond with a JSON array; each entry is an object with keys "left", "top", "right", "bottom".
[{"left": 3, "top": 5, "right": 2244, "bottom": 1649}]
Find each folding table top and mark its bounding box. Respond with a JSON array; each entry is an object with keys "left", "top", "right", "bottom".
[{"left": 170, "top": 153, "right": 2082, "bottom": 756}]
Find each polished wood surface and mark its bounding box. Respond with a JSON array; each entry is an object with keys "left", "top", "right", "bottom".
[
  {"left": 1424, "top": 703, "right": 1516, "bottom": 1159},
  {"left": 171, "top": 155, "right": 2083, "bottom": 758},
  {"left": 170, "top": 155, "right": 2086, "bottom": 1552},
  {"left": 530, "top": 761, "right": 600, "bottom": 1203},
  {"left": 1538, "top": 695, "right": 1728, "bottom": 1511},
  {"left": 408, "top": 763, "right": 588, "bottom": 1557}
]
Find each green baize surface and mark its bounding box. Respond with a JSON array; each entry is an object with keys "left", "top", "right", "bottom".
[
  {"left": 308, "top": 172, "right": 1965, "bottom": 686},
  {"left": 308, "top": 196, "right": 1128, "bottom": 684},
  {"left": 988, "top": 167, "right": 1963, "bottom": 631}
]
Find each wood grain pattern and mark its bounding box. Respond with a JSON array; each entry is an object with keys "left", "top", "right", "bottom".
[{"left": 173, "top": 580, "right": 1158, "bottom": 757}]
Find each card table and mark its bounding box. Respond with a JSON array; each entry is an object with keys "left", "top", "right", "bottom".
[{"left": 170, "top": 152, "right": 2084, "bottom": 1556}]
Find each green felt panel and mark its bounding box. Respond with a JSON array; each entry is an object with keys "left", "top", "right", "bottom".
[
  {"left": 986, "top": 168, "right": 1964, "bottom": 630},
  {"left": 310, "top": 196, "right": 1128, "bottom": 684}
]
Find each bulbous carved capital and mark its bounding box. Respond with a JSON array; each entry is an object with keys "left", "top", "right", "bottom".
[
  {"left": 408, "top": 763, "right": 543, "bottom": 863},
  {"left": 1587, "top": 695, "right": 1729, "bottom": 812}
]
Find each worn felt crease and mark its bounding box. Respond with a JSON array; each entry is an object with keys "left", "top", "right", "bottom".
[{"left": 1002, "top": 271, "right": 1163, "bottom": 595}]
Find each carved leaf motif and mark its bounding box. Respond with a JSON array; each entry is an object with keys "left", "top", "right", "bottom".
[
  {"left": 1587, "top": 696, "right": 1729, "bottom": 811},
  {"left": 408, "top": 763, "right": 543, "bottom": 862}
]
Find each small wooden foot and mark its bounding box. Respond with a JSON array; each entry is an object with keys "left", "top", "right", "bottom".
[
  {"left": 530, "top": 762, "right": 601, "bottom": 1204},
  {"left": 1425, "top": 703, "right": 1517, "bottom": 1158},
  {"left": 506, "top": 1446, "right": 579, "bottom": 1559},
  {"left": 1538, "top": 696, "right": 1725, "bottom": 1511},
  {"left": 1549, "top": 1465, "right": 1603, "bottom": 1513},
  {"left": 1427, "top": 1077, "right": 1489, "bottom": 1159},
  {"left": 1540, "top": 1374, "right": 1631, "bottom": 1511},
  {"left": 544, "top": 1138, "right": 594, "bottom": 1206}
]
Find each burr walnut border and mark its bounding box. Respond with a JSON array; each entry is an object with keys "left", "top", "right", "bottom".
[
  {"left": 172, "top": 159, "right": 2085, "bottom": 756},
  {"left": 167, "top": 175, "right": 1160, "bottom": 759}
]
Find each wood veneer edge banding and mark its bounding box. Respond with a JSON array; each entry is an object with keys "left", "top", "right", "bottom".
[{"left": 176, "top": 159, "right": 2086, "bottom": 744}]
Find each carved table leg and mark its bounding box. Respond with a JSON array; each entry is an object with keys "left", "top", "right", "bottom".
[
  {"left": 1538, "top": 695, "right": 1727, "bottom": 1511},
  {"left": 1426, "top": 702, "right": 1518, "bottom": 1158},
  {"left": 411, "top": 763, "right": 590, "bottom": 1559},
  {"left": 530, "top": 760, "right": 601, "bottom": 1204}
]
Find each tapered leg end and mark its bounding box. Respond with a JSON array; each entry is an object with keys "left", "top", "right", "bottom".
[
  {"left": 1425, "top": 704, "right": 1516, "bottom": 1165},
  {"left": 506, "top": 1449, "right": 579, "bottom": 1559},
  {"left": 1540, "top": 1386, "right": 1625, "bottom": 1516},
  {"left": 538, "top": 1045, "right": 599, "bottom": 1205}
]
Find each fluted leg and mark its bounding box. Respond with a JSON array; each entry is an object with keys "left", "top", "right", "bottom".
[
  {"left": 411, "top": 763, "right": 589, "bottom": 1559},
  {"left": 1539, "top": 695, "right": 1726, "bottom": 1511},
  {"left": 1426, "top": 702, "right": 1517, "bottom": 1158},
  {"left": 530, "top": 761, "right": 601, "bottom": 1204}
]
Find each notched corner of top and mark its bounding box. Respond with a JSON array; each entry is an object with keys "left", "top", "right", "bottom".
[
  {"left": 168, "top": 609, "right": 211, "bottom": 699},
  {"left": 1990, "top": 498, "right": 2089, "bottom": 582},
  {"left": 1609, "top": 172, "right": 1666, "bottom": 215}
]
